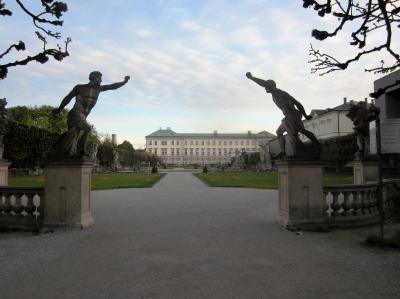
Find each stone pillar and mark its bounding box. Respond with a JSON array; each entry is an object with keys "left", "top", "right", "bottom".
[
  {"left": 0, "top": 159, "right": 9, "bottom": 186},
  {"left": 353, "top": 161, "right": 379, "bottom": 184},
  {"left": 276, "top": 160, "right": 327, "bottom": 230},
  {"left": 44, "top": 159, "right": 95, "bottom": 228}
]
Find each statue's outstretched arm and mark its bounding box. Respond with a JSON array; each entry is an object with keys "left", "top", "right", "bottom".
[
  {"left": 100, "top": 76, "right": 130, "bottom": 92},
  {"left": 246, "top": 72, "right": 268, "bottom": 88},
  {"left": 53, "top": 85, "right": 78, "bottom": 114}
]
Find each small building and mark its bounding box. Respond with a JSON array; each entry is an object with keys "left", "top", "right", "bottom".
[
  {"left": 299, "top": 98, "right": 355, "bottom": 142},
  {"left": 145, "top": 128, "right": 275, "bottom": 165}
]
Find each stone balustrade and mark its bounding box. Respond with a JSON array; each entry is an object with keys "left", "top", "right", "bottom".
[
  {"left": 0, "top": 186, "right": 44, "bottom": 230},
  {"left": 324, "top": 181, "right": 399, "bottom": 228}
]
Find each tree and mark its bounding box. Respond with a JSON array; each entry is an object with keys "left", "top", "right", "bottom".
[
  {"left": 7, "top": 105, "right": 68, "bottom": 133},
  {"left": 117, "top": 140, "right": 135, "bottom": 152},
  {"left": 302, "top": 0, "right": 400, "bottom": 75},
  {"left": 0, "top": 0, "right": 71, "bottom": 82}
]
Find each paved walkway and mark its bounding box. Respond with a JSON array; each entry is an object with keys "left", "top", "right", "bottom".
[{"left": 1, "top": 172, "right": 399, "bottom": 299}]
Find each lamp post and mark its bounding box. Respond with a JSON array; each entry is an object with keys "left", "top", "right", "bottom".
[{"left": 375, "top": 113, "right": 384, "bottom": 243}]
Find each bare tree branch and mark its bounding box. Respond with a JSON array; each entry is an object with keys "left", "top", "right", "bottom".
[
  {"left": 0, "top": 0, "right": 71, "bottom": 81},
  {"left": 303, "top": 0, "right": 400, "bottom": 75}
]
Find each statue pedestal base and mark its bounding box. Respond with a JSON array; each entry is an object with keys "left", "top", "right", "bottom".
[
  {"left": 0, "top": 159, "right": 9, "bottom": 186},
  {"left": 353, "top": 161, "right": 379, "bottom": 184},
  {"left": 44, "top": 159, "right": 94, "bottom": 229},
  {"left": 276, "top": 160, "right": 327, "bottom": 231}
]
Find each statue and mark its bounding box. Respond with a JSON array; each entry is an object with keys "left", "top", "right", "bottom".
[
  {"left": 52, "top": 71, "right": 130, "bottom": 158},
  {"left": 346, "top": 101, "right": 380, "bottom": 160},
  {"left": 0, "top": 98, "right": 9, "bottom": 160},
  {"left": 246, "top": 72, "right": 319, "bottom": 158}
]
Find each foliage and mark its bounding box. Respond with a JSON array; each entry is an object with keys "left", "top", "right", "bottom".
[
  {"left": 7, "top": 105, "right": 68, "bottom": 133},
  {"left": 9, "top": 173, "right": 166, "bottom": 190},
  {"left": 202, "top": 165, "right": 208, "bottom": 173},
  {"left": 244, "top": 152, "right": 261, "bottom": 166},
  {"left": 97, "top": 140, "right": 144, "bottom": 169},
  {"left": 3, "top": 121, "right": 59, "bottom": 168},
  {"left": 0, "top": 0, "right": 71, "bottom": 83},
  {"left": 4, "top": 105, "right": 100, "bottom": 167},
  {"left": 320, "top": 134, "right": 357, "bottom": 167},
  {"left": 117, "top": 140, "right": 134, "bottom": 152},
  {"left": 151, "top": 165, "right": 158, "bottom": 173},
  {"left": 302, "top": 0, "right": 400, "bottom": 75}
]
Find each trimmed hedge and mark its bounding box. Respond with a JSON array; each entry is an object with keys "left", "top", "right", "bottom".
[{"left": 4, "top": 121, "right": 59, "bottom": 168}]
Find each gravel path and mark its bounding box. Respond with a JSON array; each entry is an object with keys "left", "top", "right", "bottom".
[{"left": 1, "top": 172, "right": 399, "bottom": 299}]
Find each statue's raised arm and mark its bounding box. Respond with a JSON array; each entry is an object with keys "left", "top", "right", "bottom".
[{"left": 100, "top": 75, "right": 131, "bottom": 92}]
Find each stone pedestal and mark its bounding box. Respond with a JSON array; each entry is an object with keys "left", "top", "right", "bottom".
[
  {"left": 0, "top": 159, "right": 9, "bottom": 186},
  {"left": 353, "top": 161, "right": 379, "bottom": 184},
  {"left": 276, "top": 160, "right": 327, "bottom": 230},
  {"left": 44, "top": 159, "right": 94, "bottom": 229}
]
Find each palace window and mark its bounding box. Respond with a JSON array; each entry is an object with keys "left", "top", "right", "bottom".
[
  {"left": 161, "top": 141, "right": 167, "bottom": 146},
  {"left": 171, "top": 140, "right": 174, "bottom": 145},
  {"left": 171, "top": 148, "right": 174, "bottom": 156},
  {"left": 176, "top": 149, "right": 180, "bottom": 155},
  {"left": 148, "top": 140, "right": 152, "bottom": 145},
  {"left": 155, "top": 141, "right": 158, "bottom": 145},
  {"left": 161, "top": 148, "right": 167, "bottom": 155}
]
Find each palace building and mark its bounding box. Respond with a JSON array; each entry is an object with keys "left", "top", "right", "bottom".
[{"left": 145, "top": 128, "right": 275, "bottom": 165}]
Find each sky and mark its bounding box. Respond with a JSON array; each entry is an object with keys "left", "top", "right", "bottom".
[{"left": 1, "top": 0, "right": 397, "bottom": 149}]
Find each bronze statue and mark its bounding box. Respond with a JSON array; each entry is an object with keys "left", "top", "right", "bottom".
[
  {"left": 0, "top": 98, "right": 9, "bottom": 160},
  {"left": 52, "top": 71, "right": 130, "bottom": 158},
  {"left": 346, "top": 101, "right": 380, "bottom": 160},
  {"left": 246, "top": 72, "right": 319, "bottom": 158}
]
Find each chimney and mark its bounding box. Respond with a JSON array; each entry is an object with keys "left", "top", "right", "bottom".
[
  {"left": 248, "top": 130, "right": 252, "bottom": 135},
  {"left": 364, "top": 98, "right": 368, "bottom": 103},
  {"left": 167, "top": 126, "right": 171, "bottom": 130},
  {"left": 343, "top": 97, "right": 347, "bottom": 104},
  {"left": 112, "top": 134, "right": 117, "bottom": 145},
  {"left": 213, "top": 130, "right": 217, "bottom": 135}
]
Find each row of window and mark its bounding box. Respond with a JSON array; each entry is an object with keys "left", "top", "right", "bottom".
[
  {"left": 147, "top": 139, "right": 257, "bottom": 146},
  {"left": 147, "top": 148, "right": 257, "bottom": 156}
]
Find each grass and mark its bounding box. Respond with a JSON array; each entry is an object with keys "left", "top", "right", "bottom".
[
  {"left": 8, "top": 173, "right": 165, "bottom": 190},
  {"left": 195, "top": 171, "right": 354, "bottom": 189}
]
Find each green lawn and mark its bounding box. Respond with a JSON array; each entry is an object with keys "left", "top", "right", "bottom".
[
  {"left": 8, "top": 173, "right": 165, "bottom": 190},
  {"left": 195, "top": 171, "right": 353, "bottom": 189}
]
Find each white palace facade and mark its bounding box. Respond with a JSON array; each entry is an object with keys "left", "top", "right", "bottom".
[{"left": 145, "top": 128, "right": 275, "bottom": 165}]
